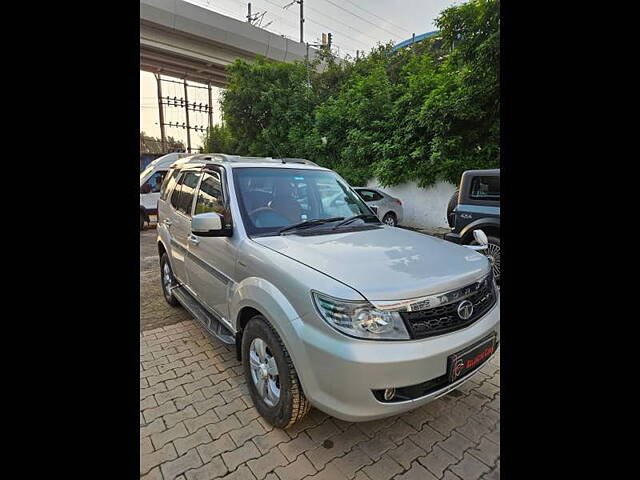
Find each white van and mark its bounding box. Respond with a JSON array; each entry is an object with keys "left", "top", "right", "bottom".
[{"left": 140, "top": 152, "right": 190, "bottom": 230}]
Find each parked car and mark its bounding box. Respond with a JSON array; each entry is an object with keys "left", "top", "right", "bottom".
[
  {"left": 140, "top": 152, "right": 190, "bottom": 230},
  {"left": 354, "top": 187, "right": 403, "bottom": 226},
  {"left": 157, "top": 154, "right": 500, "bottom": 428},
  {"left": 444, "top": 169, "right": 500, "bottom": 282}
]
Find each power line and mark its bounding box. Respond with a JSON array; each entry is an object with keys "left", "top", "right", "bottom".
[
  {"left": 342, "top": 0, "right": 412, "bottom": 36},
  {"left": 319, "top": 0, "right": 405, "bottom": 40},
  {"left": 304, "top": 2, "right": 380, "bottom": 45}
]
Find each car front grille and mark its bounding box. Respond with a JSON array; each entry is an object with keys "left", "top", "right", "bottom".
[{"left": 400, "top": 275, "right": 497, "bottom": 339}]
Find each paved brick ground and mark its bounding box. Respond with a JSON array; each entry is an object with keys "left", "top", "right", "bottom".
[
  {"left": 140, "top": 229, "right": 500, "bottom": 480},
  {"left": 141, "top": 228, "right": 192, "bottom": 332}
]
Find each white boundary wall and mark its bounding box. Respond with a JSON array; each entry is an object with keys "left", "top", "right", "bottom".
[{"left": 365, "top": 179, "right": 457, "bottom": 230}]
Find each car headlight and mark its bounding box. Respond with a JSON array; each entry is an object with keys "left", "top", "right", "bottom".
[{"left": 312, "top": 291, "right": 410, "bottom": 340}]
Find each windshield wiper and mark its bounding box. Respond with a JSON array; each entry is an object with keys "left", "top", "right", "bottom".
[
  {"left": 278, "top": 217, "right": 344, "bottom": 235},
  {"left": 332, "top": 213, "right": 380, "bottom": 230}
]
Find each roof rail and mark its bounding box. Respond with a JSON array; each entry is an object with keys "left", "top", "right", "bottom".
[{"left": 175, "top": 154, "right": 320, "bottom": 167}]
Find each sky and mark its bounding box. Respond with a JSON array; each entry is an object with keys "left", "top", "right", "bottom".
[{"left": 140, "top": 0, "right": 460, "bottom": 151}]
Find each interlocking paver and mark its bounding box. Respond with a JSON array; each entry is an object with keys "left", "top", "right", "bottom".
[
  {"left": 165, "top": 406, "right": 199, "bottom": 429},
  {"left": 185, "top": 410, "right": 221, "bottom": 434},
  {"left": 357, "top": 434, "right": 396, "bottom": 462},
  {"left": 247, "top": 447, "right": 288, "bottom": 480},
  {"left": 197, "top": 433, "right": 237, "bottom": 463},
  {"left": 395, "top": 463, "right": 438, "bottom": 480},
  {"left": 418, "top": 445, "right": 458, "bottom": 478},
  {"left": 206, "top": 415, "right": 242, "bottom": 441},
  {"left": 468, "top": 437, "right": 499, "bottom": 468},
  {"left": 331, "top": 447, "right": 373, "bottom": 479},
  {"left": 140, "top": 231, "right": 499, "bottom": 480},
  {"left": 222, "top": 465, "right": 257, "bottom": 480},
  {"left": 360, "top": 454, "right": 401, "bottom": 480},
  {"left": 274, "top": 454, "right": 316, "bottom": 480},
  {"left": 161, "top": 448, "right": 203, "bottom": 480},
  {"left": 152, "top": 422, "right": 188, "bottom": 450},
  {"left": 230, "top": 419, "right": 267, "bottom": 447},
  {"left": 387, "top": 438, "right": 427, "bottom": 469},
  {"left": 253, "top": 428, "right": 290, "bottom": 455},
  {"left": 185, "top": 455, "right": 228, "bottom": 480},
  {"left": 222, "top": 441, "right": 261, "bottom": 471},
  {"left": 141, "top": 443, "right": 178, "bottom": 476},
  {"left": 449, "top": 451, "right": 490, "bottom": 480},
  {"left": 440, "top": 431, "right": 475, "bottom": 460},
  {"left": 174, "top": 426, "right": 213, "bottom": 456},
  {"left": 145, "top": 401, "right": 178, "bottom": 424}
]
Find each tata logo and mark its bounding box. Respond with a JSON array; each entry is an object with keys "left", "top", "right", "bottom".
[
  {"left": 452, "top": 359, "right": 465, "bottom": 379},
  {"left": 457, "top": 300, "right": 474, "bottom": 320}
]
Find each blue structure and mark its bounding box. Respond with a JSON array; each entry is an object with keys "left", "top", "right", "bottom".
[{"left": 391, "top": 31, "right": 439, "bottom": 52}]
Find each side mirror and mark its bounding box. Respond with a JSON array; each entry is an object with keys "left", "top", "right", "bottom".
[
  {"left": 473, "top": 229, "right": 488, "bottom": 246},
  {"left": 191, "top": 212, "right": 232, "bottom": 237},
  {"left": 141, "top": 184, "right": 151, "bottom": 194}
]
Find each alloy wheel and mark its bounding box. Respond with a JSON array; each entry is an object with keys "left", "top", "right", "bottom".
[{"left": 249, "top": 338, "right": 280, "bottom": 407}]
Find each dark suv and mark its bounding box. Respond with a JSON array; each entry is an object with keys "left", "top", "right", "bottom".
[{"left": 445, "top": 169, "right": 500, "bottom": 282}]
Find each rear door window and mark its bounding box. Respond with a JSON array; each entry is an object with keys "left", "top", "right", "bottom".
[
  {"left": 469, "top": 176, "right": 500, "bottom": 201},
  {"left": 357, "top": 189, "right": 383, "bottom": 202},
  {"left": 160, "top": 169, "right": 181, "bottom": 201},
  {"left": 170, "top": 171, "right": 201, "bottom": 215}
]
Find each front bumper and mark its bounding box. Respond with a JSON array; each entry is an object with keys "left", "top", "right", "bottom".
[{"left": 291, "top": 295, "right": 500, "bottom": 422}]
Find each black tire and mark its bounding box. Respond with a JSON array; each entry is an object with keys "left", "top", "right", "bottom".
[
  {"left": 447, "top": 190, "right": 459, "bottom": 228},
  {"left": 140, "top": 211, "right": 145, "bottom": 231},
  {"left": 242, "top": 316, "right": 311, "bottom": 429},
  {"left": 382, "top": 212, "right": 397, "bottom": 227},
  {"left": 160, "top": 252, "right": 180, "bottom": 307},
  {"left": 471, "top": 235, "right": 501, "bottom": 284}
]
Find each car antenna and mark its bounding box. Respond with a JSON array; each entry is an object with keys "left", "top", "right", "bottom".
[{"left": 257, "top": 118, "right": 286, "bottom": 163}]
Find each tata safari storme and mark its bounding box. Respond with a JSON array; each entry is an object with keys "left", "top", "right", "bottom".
[{"left": 156, "top": 154, "right": 500, "bottom": 428}]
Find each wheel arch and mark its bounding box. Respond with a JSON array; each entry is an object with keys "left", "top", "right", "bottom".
[
  {"left": 460, "top": 218, "right": 500, "bottom": 244},
  {"left": 231, "top": 278, "right": 303, "bottom": 365}
]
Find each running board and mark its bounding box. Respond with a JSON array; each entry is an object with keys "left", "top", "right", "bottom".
[{"left": 172, "top": 286, "right": 235, "bottom": 345}]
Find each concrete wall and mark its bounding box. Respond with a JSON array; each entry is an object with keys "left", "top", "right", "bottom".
[{"left": 365, "top": 179, "right": 457, "bottom": 230}]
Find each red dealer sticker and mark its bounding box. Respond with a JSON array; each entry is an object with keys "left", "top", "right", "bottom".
[{"left": 448, "top": 334, "right": 497, "bottom": 383}]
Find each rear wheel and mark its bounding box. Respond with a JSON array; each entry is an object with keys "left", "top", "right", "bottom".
[
  {"left": 447, "top": 190, "right": 459, "bottom": 228},
  {"left": 382, "top": 212, "right": 397, "bottom": 227},
  {"left": 160, "top": 253, "right": 180, "bottom": 307},
  {"left": 242, "top": 316, "right": 311, "bottom": 429}
]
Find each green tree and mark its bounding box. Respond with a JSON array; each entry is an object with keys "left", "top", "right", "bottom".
[
  {"left": 201, "top": 124, "right": 237, "bottom": 154},
  {"left": 218, "top": 0, "right": 499, "bottom": 187}
]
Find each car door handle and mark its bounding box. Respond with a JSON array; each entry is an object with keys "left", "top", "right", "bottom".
[{"left": 187, "top": 234, "right": 200, "bottom": 246}]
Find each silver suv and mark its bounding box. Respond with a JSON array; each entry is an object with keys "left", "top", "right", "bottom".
[{"left": 157, "top": 154, "right": 500, "bottom": 428}]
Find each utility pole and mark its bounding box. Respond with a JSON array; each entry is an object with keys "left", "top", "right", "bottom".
[
  {"left": 285, "top": 0, "right": 304, "bottom": 43},
  {"left": 207, "top": 82, "right": 213, "bottom": 132},
  {"left": 183, "top": 78, "right": 191, "bottom": 153},
  {"left": 155, "top": 73, "right": 166, "bottom": 153},
  {"left": 246, "top": 3, "right": 251, "bottom": 22},
  {"left": 299, "top": 0, "right": 304, "bottom": 43}
]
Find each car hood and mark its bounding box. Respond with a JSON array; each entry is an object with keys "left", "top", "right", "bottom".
[{"left": 253, "top": 226, "right": 490, "bottom": 301}]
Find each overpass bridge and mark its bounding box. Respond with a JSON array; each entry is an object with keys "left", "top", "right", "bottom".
[{"left": 140, "top": 0, "right": 319, "bottom": 88}]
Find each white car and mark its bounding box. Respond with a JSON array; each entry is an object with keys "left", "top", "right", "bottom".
[
  {"left": 140, "top": 152, "right": 189, "bottom": 230},
  {"left": 354, "top": 187, "right": 404, "bottom": 226}
]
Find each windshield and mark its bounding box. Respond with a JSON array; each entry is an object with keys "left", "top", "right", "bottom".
[{"left": 234, "top": 167, "right": 376, "bottom": 236}]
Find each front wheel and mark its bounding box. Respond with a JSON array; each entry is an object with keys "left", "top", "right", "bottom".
[
  {"left": 242, "top": 316, "right": 311, "bottom": 429},
  {"left": 140, "top": 211, "right": 145, "bottom": 231}
]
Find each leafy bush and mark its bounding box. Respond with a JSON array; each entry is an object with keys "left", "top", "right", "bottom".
[{"left": 203, "top": 0, "right": 499, "bottom": 187}]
